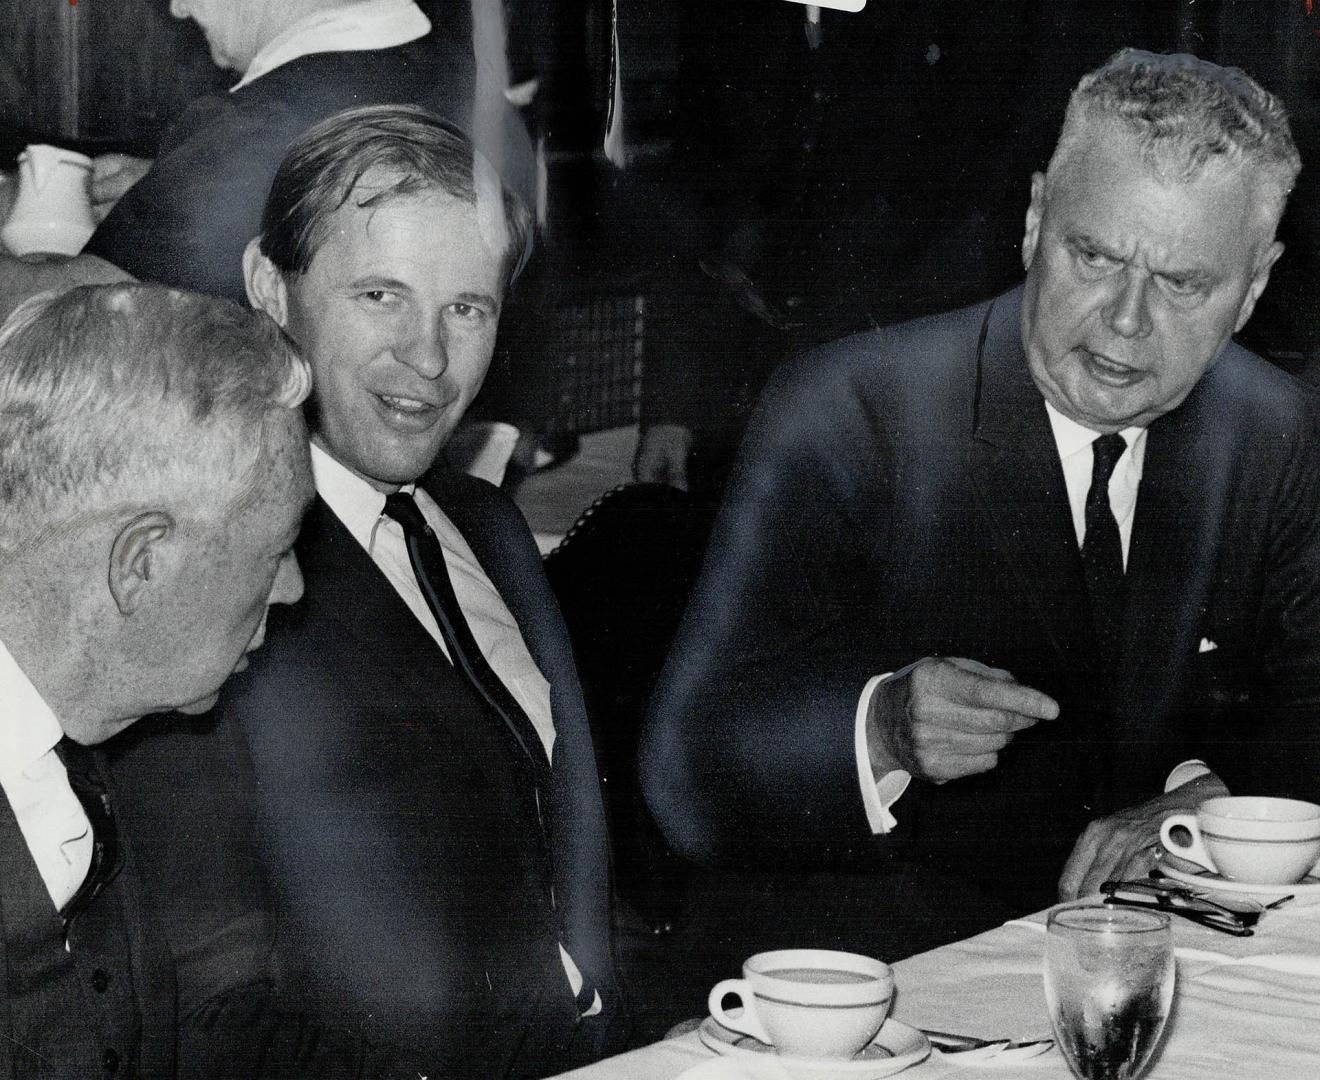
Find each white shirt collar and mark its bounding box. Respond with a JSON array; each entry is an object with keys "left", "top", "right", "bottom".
[
  {"left": 232, "top": 0, "right": 431, "bottom": 91},
  {"left": 310, "top": 441, "right": 413, "bottom": 553},
  {"left": 0, "top": 637, "right": 65, "bottom": 781},
  {"left": 1043, "top": 398, "right": 1145, "bottom": 459}
]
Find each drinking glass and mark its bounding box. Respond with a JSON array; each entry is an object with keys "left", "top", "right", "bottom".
[{"left": 1044, "top": 904, "right": 1174, "bottom": 1080}]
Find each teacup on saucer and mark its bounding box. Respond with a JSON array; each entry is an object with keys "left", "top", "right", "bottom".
[
  {"left": 708, "top": 949, "right": 894, "bottom": 1059},
  {"left": 1161, "top": 796, "right": 1320, "bottom": 885}
]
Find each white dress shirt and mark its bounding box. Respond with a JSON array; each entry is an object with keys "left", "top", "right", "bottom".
[
  {"left": 310, "top": 444, "right": 598, "bottom": 1013},
  {"left": 232, "top": 0, "right": 430, "bottom": 91},
  {"left": 856, "top": 402, "right": 1183, "bottom": 834},
  {"left": 0, "top": 638, "right": 90, "bottom": 911}
]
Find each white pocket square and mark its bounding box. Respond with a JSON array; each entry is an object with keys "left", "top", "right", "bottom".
[{"left": 1198, "top": 638, "right": 1218, "bottom": 654}]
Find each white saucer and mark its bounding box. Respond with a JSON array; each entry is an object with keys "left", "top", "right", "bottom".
[
  {"left": 1159, "top": 861, "right": 1320, "bottom": 904},
  {"left": 698, "top": 1016, "right": 930, "bottom": 1078}
]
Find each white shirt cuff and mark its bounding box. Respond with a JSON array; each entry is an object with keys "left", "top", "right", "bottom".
[
  {"left": 1164, "top": 759, "right": 1212, "bottom": 793},
  {"left": 856, "top": 673, "right": 912, "bottom": 834}
]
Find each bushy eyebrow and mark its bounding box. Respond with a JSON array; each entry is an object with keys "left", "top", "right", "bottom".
[{"left": 1065, "top": 231, "right": 1213, "bottom": 283}]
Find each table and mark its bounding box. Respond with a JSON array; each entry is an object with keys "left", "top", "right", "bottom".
[
  {"left": 551, "top": 894, "right": 1320, "bottom": 1079},
  {"left": 510, "top": 425, "right": 639, "bottom": 554}
]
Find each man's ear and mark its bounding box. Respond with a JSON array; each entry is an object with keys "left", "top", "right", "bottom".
[
  {"left": 108, "top": 511, "right": 174, "bottom": 616},
  {"left": 1022, "top": 172, "right": 1047, "bottom": 272},
  {"left": 243, "top": 238, "right": 289, "bottom": 326},
  {"left": 1234, "top": 239, "right": 1285, "bottom": 334}
]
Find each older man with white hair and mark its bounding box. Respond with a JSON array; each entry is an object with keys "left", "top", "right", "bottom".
[
  {"left": 0, "top": 283, "right": 417, "bottom": 1078},
  {"left": 644, "top": 48, "right": 1320, "bottom": 966}
]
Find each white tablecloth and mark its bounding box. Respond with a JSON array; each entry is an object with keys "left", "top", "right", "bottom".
[
  {"left": 510, "top": 425, "right": 640, "bottom": 554},
  {"left": 550, "top": 895, "right": 1320, "bottom": 1080}
]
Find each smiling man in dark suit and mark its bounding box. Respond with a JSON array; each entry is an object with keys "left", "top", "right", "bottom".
[
  {"left": 111, "top": 104, "right": 623, "bottom": 1080},
  {"left": 642, "top": 49, "right": 1320, "bottom": 959}
]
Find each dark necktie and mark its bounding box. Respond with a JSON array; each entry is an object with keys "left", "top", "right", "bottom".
[
  {"left": 382, "top": 491, "right": 551, "bottom": 778},
  {"left": 384, "top": 491, "right": 599, "bottom": 1014},
  {"left": 1081, "top": 433, "right": 1128, "bottom": 670},
  {"left": 53, "top": 737, "right": 121, "bottom": 936}
]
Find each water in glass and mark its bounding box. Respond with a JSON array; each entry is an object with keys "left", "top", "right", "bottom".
[{"left": 1044, "top": 904, "right": 1174, "bottom": 1080}]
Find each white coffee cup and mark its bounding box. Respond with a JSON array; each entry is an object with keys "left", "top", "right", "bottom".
[
  {"left": 1161, "top": 796, "right": 1320, "bottom": 885},
  {"left": 707, "top": 948, "right": 894, "bottom": 1059},
  {"left": 2, "top": 144, "right": 96, "bottom": 256}
]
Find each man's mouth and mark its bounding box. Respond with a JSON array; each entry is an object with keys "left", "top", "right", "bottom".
[
  {"left": 371, "top": 389, "right": 457, "bottom": 432},
  {"left": 377, "top": 393, "right": 436, "bottom": 415},
  {"left": 1081, "top": 350, "right": 1143, "bottom": 387}
]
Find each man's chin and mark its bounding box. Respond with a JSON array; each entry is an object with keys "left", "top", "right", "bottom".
[{"left": 177, "top": 692, "right": 221, "bottom": 716}]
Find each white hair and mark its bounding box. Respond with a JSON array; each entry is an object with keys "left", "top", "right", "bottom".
[{"left": 0, "top": 283, "right": 309, "bottom": 552}]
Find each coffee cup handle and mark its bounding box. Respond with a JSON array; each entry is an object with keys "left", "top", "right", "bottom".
[
  {"left": 1160, "top": 813, "right": 1218, "bottom": 874},
  {"left": 708, "top": 978, "right": 773, "bottom": 1045}
]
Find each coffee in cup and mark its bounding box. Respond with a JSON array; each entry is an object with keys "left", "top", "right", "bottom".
[
  {"left": 1160, "top": 796, "right": 1320, "bottom": 885},
  {"left": 707, "top": 948, "right": 894, "bottom": 1058}
]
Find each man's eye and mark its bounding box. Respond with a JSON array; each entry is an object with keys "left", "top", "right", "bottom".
[
  {"left": 1160, "top": 275, "right": 1201, "bottom": 296},
  {"left": 449, "top": 302, "right": 486, "bottom": 321},
  {"left": 1077, "top": 248, "right": 1116, "bottom": 270},
  {"left": 361, "top": 290, "right": 396, "bottom": 304}
]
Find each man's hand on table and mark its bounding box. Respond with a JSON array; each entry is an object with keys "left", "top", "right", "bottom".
[
  {"left": 89, "top": 153, "right": 153, "bottom": 223},
  {"left": 0, "top": 252, "right": 134, "bottom": 322},
  {"left": 867, "top": 657, "right": 1059, "bottom": 783},
  {"left": 1057, "top": 770, "right": 1230, "bottom": 900}
]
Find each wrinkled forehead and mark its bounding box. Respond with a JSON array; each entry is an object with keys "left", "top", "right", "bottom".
[{"left": 1051, "top": 123, "right": 1283, "bottom": 234}]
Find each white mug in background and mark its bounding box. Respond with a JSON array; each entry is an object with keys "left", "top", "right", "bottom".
[
  {"left": 707, "top": 948, "right": 894, "bottom": 1059},
  {"left": 2, "top": 144, "right": 96, "bottom": 256},
  {"left": 1160, "top": 796, "right": 1320, "bottom": 885}
]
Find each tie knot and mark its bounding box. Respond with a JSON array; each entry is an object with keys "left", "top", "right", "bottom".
[
  {"left": 1090, "top": 433, "right": 1127, "bottom": 487},
  {"left": 382, "top": 490, "right": 429, "bottom": 535}
]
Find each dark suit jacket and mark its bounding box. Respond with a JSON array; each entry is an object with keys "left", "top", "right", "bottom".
[
  {"left": 0, "top": 774, "right": 175, "bottom": 1080},
  {"left": 85, "top": 30, "right": 535, "bottom": 304},
  {"left": 642, "top": 286, "right": 1320, "bottom": 919},
  {"left": 1, "top": 749, "right": 414, "bottom": 1080},
  {"left": 111, "top": 469, "right": 622, "bottom": 1078}
]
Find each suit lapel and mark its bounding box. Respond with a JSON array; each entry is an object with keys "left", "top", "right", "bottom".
[
  {"left": 964, "top": 289, "right": 1098, "bottom": 676},
  {"left": 297, "top": 496, "right": 460, "bottom": 706}
]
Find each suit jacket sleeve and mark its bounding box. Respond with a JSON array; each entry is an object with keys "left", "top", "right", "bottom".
[{"left": 641, "top": 341, "right": 904, "bottom": 867}]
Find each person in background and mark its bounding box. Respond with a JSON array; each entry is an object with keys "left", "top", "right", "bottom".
[
  {"left": 109, "top": 105, "right": 626, "bottom": 1080},
  {"left": 0, "top": 283, "right": 416, "bottom": 1078},
  {"left": 0, "top": 0, "right": 534, "bottom": 320},
  {"left": 642, "top": 49, "right": 1320, "bottom": 969}
]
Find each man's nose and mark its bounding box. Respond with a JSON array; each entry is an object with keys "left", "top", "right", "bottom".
[
  {"left": 400, "top": 317, "right": 449, "bottom": 379},
  {"left": 1104, "top": 268, "right": 1153, "bottom": 339},
  {"left": 269, "top": 551, "right": 305, "bottom": 607}
]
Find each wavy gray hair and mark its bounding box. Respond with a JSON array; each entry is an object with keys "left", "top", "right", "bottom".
[
  {"left": 0, "top": 283, "right": 309, "bottom": 552},
  {"left": 1048, "top": 48, "right": 1301, "bottom": 234}
]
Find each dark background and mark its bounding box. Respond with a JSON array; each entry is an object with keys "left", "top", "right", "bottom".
[{"left": 5, "top": 0, "right": 1320, "bottom": 373}]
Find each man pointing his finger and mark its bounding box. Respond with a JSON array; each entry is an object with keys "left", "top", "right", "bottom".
[{"left": 642, "top": 49, "right": 1320, "bottom": 963}]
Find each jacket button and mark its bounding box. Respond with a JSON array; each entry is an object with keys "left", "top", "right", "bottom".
[
  {"left": 102, "top": 1048, "right": 119, "bottom": 1072},
  {"left": 91, "top": 969, "right": 110, "bottom": 992}
]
